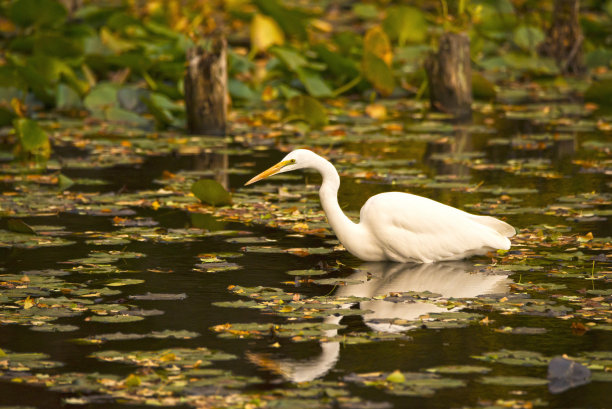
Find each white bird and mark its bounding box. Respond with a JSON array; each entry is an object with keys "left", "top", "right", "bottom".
[{"left": 245, "top": 149, "right": 515, "bottom": 263}]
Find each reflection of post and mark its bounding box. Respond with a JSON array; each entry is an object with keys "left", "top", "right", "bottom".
[
  {"left": 424, "top": 129, "right": 473, "bottom": 176},
  {"left": 553, "top": 135, "right": 576, "bottom": 158},
  {"left": 194, "top": 151, "right": 229, "bottom": 190}
]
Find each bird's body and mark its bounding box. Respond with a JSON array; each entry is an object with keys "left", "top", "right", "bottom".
[{"left": 246, "top": 149, "right": 515, "bottom": 263}]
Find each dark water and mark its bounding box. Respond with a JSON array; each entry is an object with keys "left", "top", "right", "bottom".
[{"left": 0, "top": 101, "right": 611, "bottom": 408}]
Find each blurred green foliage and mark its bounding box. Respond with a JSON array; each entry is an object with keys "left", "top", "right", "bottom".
[{"left": 0, "top": 0, "right": 611, "bottom": 138}]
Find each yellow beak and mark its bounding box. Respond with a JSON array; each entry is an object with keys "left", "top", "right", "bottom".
[{"left": 244, "top": 160, "right": 294, "bottom": 186}]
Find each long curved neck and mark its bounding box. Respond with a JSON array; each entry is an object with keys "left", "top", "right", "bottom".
[{"left": 311, "top": 156, "right": 358, "bottom": 241}]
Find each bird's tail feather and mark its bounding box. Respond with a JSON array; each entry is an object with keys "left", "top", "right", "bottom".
[{"left": 469, "top": 215, "right": 516, "bottom": 238}]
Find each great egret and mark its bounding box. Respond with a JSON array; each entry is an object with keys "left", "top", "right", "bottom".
[{"left": 245, "top": 149, "right": 515, "bottom": 263}]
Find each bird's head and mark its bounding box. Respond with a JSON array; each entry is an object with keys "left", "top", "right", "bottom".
[{"left": 244, "top": 149, "right": 316, "bottom": 185}]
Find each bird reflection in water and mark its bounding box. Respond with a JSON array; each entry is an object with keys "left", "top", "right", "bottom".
[{"left": 248, "top": 261, "right": 510, "bottom": 383}]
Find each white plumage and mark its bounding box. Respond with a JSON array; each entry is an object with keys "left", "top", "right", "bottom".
[{"left": 245, "top": 149, "right": 515, "bottom": 263}]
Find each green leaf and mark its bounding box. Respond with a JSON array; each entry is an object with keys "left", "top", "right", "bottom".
[
  {"left": 84, "top": 82, "right": 118, "bottom": 114},
  {"left": 9, "top": 0, "right": 67, "bottom": 28},
  {"left": 271, "top": 46, "right": 309, "bottom": 71},
  {"left": 105, "top": 107, "right": 151, "bottom": 128},
  {"left": 57, "top": 174, "right": 75, "bottom": 191},
  {"left": 513, "top": 25, "right": 546, "bottom": 53},
  {"left": 312, "top": 44, "right": 360, "bottom": 80},
  {"left": 56, "top": 84, "right": 82, "bottom": 110},
  {"left": 480, "top": 376, "right": 548, "bottom": 386},
  {"left": 295, "top": 67, "right": 333, "bottom": 98},
  {"left": 89, "top": 315, "right": 144, "bottom": 323},
  {"left": 7, "top": 219, "right": 36, "bottom": 235},
  {"left": 472, "top": 72, "right": 496, "bottom": 100},
  {"left": 353, "top": 4, "right": 379, "bottom": 19},
  {"left": 286, "top": 269, "right": 328, "bottom": 276},
  {"left": 362, "top": 53, "right": 395, "bottom": 96},
  {"left": 383, "top": 6, "right": 428, "bottom": 45},
  {"left": 124, "top": 374, "right": 141, "bottom": 387},
  {"left": 584, "top": 79, "right": 612, "bottom": 106},
  {"left": 14, "top": 118, "right": 50, "bottom": 158},
  {"left": 191, "top": 179, "right": 232, "bottom": 206},
  {"left": 33, "top": 33, "right": 84, "bottom": 58},
  {"left": 228, "top": 79, "right": 258, "bottom": 101},
  {"left": 286, "top": 95, "right": 328, "bottom": 128},
  {"left": 585, "top": 48, "right": 612, "bottom": 69},
  {"left": 0, "top": 107, "right": 17, "bottom": 127},
  {"left": 253, "top": 0, "right": 308, "bottom": 40}
]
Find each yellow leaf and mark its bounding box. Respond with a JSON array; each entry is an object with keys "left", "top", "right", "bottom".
[
  {"left": 160, "top": 353, "right": 177, "bottom": 362},
  {"left": 23, "top": 296, "right": 35, "bottom": 310},
  {"left": 10, "top": 98, "right": 26, "bottom": 118},
  {"left": 123, "top": 374, "right": 141, "bottom": 387},
  {"left": 151, "top": 200, "right": 160, "bottom": 211},
  {"left": 386, "top": 370, "right": 405, "bottom": 383},
  {"left": 251, "top": 14, "right": 284, "bottom": 54},
  {"left": 364, "top": 26, "right": 392, "bottom": 66},
  {"left": 365, "top": 103, "right": 387, "bottom": 119}
]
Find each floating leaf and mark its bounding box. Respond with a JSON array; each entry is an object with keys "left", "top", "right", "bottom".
[
  {"left": 30, "top": 324, "right": 79, "bottom": 332},
  {"left": 7, "top": 219, "right": 36, "bottom": 235},
  {"left": 128, "top": 292, "right": 187, "bottom": 301},
  {"left": 480, "top": 376, "right": 548, "bottom": 386},
  {"left": 285, "top": 269, "right": 328, "bottom": 276},
  {"left": 104, "top": 278, "right": 145, "bottom": 287},
  {"left": 57, "top": 174, "right": 75, "bottom": 190},
  {"left": 191, "top": 179, "right": 232, "bottom": 206},
  {"left": 426, "top": 365, "right": 491, "bottom": 374},
  {"left": 88, "top": 315, "right": 144, "bottom": 323},
  {"left": 386, "top": 370, "right": 406, "bottom": 383}
]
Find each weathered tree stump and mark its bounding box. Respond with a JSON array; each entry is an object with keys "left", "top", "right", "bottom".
[
  {"left": 184, "top": 37, "right": 228, "bottom": 136},
  {"left": 425, "top": 32, "right": 472, "bottom": 119},
  {"left": 538, "top": 0, "right": 585, "bottom": 75},
  {"left": 59, "top": 0, "right": 82, "bottom": 16}
]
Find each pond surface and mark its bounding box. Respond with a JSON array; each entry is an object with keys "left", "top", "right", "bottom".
[{"left": 0, "top": 94, "right": 611, "bottom": 409}]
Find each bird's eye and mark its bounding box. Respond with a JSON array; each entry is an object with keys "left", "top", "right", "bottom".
[{"left": 289, "top": 159, "right": 296, "bottom": 164}]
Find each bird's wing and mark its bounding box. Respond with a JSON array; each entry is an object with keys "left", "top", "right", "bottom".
[{"left": 360, "top": 192, "right": 512, "bottom": 262}]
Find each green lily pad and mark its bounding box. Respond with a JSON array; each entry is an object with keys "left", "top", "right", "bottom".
[
  {"left": 191, "top": 179, "right": 232, "bottom": 206},
  {"left": 286, "top": 269, "right": 328, "bottom": 276},
  {"left": 479, "top": 376, "right": 548, "bottom": 386},
  {"left": 425, "top": 365, "right": 492, "bottom": 374},
  {"left": 88, "top": 315, "right": 144, "bottom": 323}
]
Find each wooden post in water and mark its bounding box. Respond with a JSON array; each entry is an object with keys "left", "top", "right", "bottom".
[
  {"left": 184, "top": 36, "right": 228, "bottom": 136},
  {"left": 538, "top": 0, "right": 584, "bottom": 75},
  {"left": 425, "top": 32, "right": 472, "bottom": 119}
]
